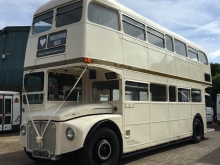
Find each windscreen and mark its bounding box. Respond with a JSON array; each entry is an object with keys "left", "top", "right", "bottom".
[
  {"left": 48, "top": 72, "right": 82, "bottom": 101},
  {"left": 23, "top": 72, "right": 44, "bottom": 104}
]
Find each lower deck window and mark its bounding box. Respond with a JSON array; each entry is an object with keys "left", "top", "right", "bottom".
[
  {"left": 191, "top": 89, "right": 201, "bottom": 102},
  {"left": 150, "top": 84, "right": 167, "bottom": 102},
  {"left": 125, "top": 81, "right": 148, "bottom": 101},
  {"left": 178, "top": 88, "right": 190, "bottom": 102},
  {"left": 169, "top": 86, "right": 176, "bottom": 102},
  {"left": 92, "top": 80, "right": 119, "bottom": 101}
]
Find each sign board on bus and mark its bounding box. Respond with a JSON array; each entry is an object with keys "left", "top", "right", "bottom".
[
  {"left": 37, "top": 30, "right": 67, "bottom": 57},
  {"left": 48, "top": 30, "right": 67, "bottom": 48}
]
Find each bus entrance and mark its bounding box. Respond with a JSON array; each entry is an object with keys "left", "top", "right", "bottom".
[
  {"left": 4, "top": 96, "right": 12, "bottom": 131},
  {"left": 0, "top": 92, "right": 20, "bottom": 132}
]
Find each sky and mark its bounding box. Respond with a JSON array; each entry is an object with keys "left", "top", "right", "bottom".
[{"left": 0, "top": 0, "right": 220, "bottom": 63}]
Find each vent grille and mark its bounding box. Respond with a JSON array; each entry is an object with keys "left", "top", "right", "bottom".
[{"left": 28, "top": 122, "right": 56, "bottom": 154}]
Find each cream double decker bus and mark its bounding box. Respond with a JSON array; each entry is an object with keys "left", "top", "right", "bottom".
[{"left": 20, "top": 0, "right": 212, "bottom": 164}]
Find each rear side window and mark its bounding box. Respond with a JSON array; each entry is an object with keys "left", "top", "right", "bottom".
[
  {"left": 147, "top": 27, "right": 164, "bottom": 48},
  {"left": 191, "top": 89, "right": 201, "bottom": 102},
  {"left": 188, "top": 47, "right": 198, "bottom": 62},
  {"left": 174, "top": 39, "right": 187, "bottom": 57},
  {"left": 122, "top": 15, "right": 145, "bottom": 41},
  {"left": 56, "top": 1, "right": 83, "bottom": 27},
  {"left": 88, "top": 3, "right": 119, "bottom": 31},
  {"left": 199, "top": 51, "right": 208, "bottom": 65}
]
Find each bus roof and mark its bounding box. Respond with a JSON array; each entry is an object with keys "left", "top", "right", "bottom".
[{"left": 34, "top": 0, "right": 206, "bottom": 53}]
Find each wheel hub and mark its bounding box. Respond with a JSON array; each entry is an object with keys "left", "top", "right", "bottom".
[{"left": 97, "top": 140, "right": 111, "bottom": 161}]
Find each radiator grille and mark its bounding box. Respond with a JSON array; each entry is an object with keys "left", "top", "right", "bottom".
[{"left": 28, "top": 122, "right": 56, "bottom": 154}]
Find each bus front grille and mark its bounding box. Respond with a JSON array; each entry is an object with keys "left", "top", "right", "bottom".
[{"left": 28, "top": 122, "right": 56, "bottom": 154}]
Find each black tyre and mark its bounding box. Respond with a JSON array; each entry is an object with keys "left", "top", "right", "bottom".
[
  {"left": 79, "top": 127, "right": 120, "bottom": 165},
  {"left": 24, "top": 148, "right": 47, "bottom": 163},
  {"left": 192, "top": 118, "right": 203, "bottom": 143}
]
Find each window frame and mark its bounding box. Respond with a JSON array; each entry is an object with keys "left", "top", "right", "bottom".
[
  {"left": 178, "top": 88, "right": 190, "bottom": 102},
  {"left": 191, "top": 89, "right": 201, "bottom": 103},
  {"left": 125, "top": 80, "right": 149, "bottom": 102},
  {"left": 87, "top": 2, "right": 121, "bottom": 31},
  {"left": 174, "top": 39, "right": 187, "bottom": 57},
  {"left": 188, "top": 46, "right": 199, "bottom": 62},
  {"left": 32, "top": 11, "right": 54, "bottom": 35},
  {"left": 92, "top": 80, "right": 120, "bottom": 102},
  {"left": 150, "top": 83, "right": 167, "bottom": 102},
  {"left": 147, "top": 27, "right": 165, "bottom": 48},
  {"left": 199, "top": 51, "right": 208, "bottom": 65},
  {"left": 165, "top": 35, "right": 174, "bottom": 52},
  {"left": 47, "top": 72, "right": 83, "bottom": 102},
  {"left": 122, "top": 14, "right": 146, "bottom": 41},
  {"left": 56, "top": 1, "right": 83, "bottom": 28},
  {"left": 169, "top": 86, "right": 177, "bottom": 102}
]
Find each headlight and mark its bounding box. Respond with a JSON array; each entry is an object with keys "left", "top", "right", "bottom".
[
  {"left": 66, "top": 128, "right": 75, "bottom": 140},
  {"left": 20, "top": 126, "right": 26, "bottom": 136}
]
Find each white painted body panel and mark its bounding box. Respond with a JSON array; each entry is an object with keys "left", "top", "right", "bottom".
[{"left": 20, "top": 0, "right": 210, "bottom": 159}]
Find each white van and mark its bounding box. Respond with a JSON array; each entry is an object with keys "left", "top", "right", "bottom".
[
  {"left": 216, "top": 94, "right": 220, "bottom": 125},
  {"left": 205, "top": 93, "right": 213, "bottom": 123},
  {"left": 0, "top": 91, "right": 20, "bottom": 131}
]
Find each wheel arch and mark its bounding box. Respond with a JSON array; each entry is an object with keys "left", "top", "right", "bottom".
[{"left": 83, "top": 119, "right": 123, "bottom": 162}]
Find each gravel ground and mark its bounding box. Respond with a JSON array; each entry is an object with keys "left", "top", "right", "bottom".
[{"left": 0, "top": 123, "right": 219, "bottom": 165}]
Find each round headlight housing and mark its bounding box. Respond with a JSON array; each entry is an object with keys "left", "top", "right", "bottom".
[
  {"left": 66, "top": 128, "right": 75, "bottom": 140},
  {"left": 20, "top": 126, "right": 26, "bottom": 136}
]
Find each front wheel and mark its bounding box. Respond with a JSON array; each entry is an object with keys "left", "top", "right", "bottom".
[
  {"left": 79, "top": 127, "right": 120, "bottom": 165},
  {"left": 192, "top": 118, "right": 203, "bottom": 143}
]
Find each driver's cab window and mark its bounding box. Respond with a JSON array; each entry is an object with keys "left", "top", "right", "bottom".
[{"left": 48, "top": 72, "right": 82, "bottom": 101}]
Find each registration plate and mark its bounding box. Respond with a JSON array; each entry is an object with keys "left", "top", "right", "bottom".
[{"left": 33, "top": 150, "right": 50, "bottom": 159}]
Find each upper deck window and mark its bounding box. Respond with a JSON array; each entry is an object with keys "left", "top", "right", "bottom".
[
  {"left": 199, "top": 51, "right": 208, "bottom": 65},
  {"left": 165, "top": 35, "right": 174, "bottom": 52},
  {"left": 147, "top": 27, "right": 164, "bottom": 48},
  {"left": 33, "top": 11, "right": 53, "bottom": 35},
  {"left": 122, "top": 15, "right": 145, "bottom": 41},
  {"left": 188, "top": 47, "right": 199, "bottom": 62},
  {"left": 88, "top": 3, "right": 119, "bottom": 31},
  {"left": 174, "top": 39, "right": 187, "bottom": 57},
  {"left": 56, "top": 1, "right": 83, "bottom": 28}
]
